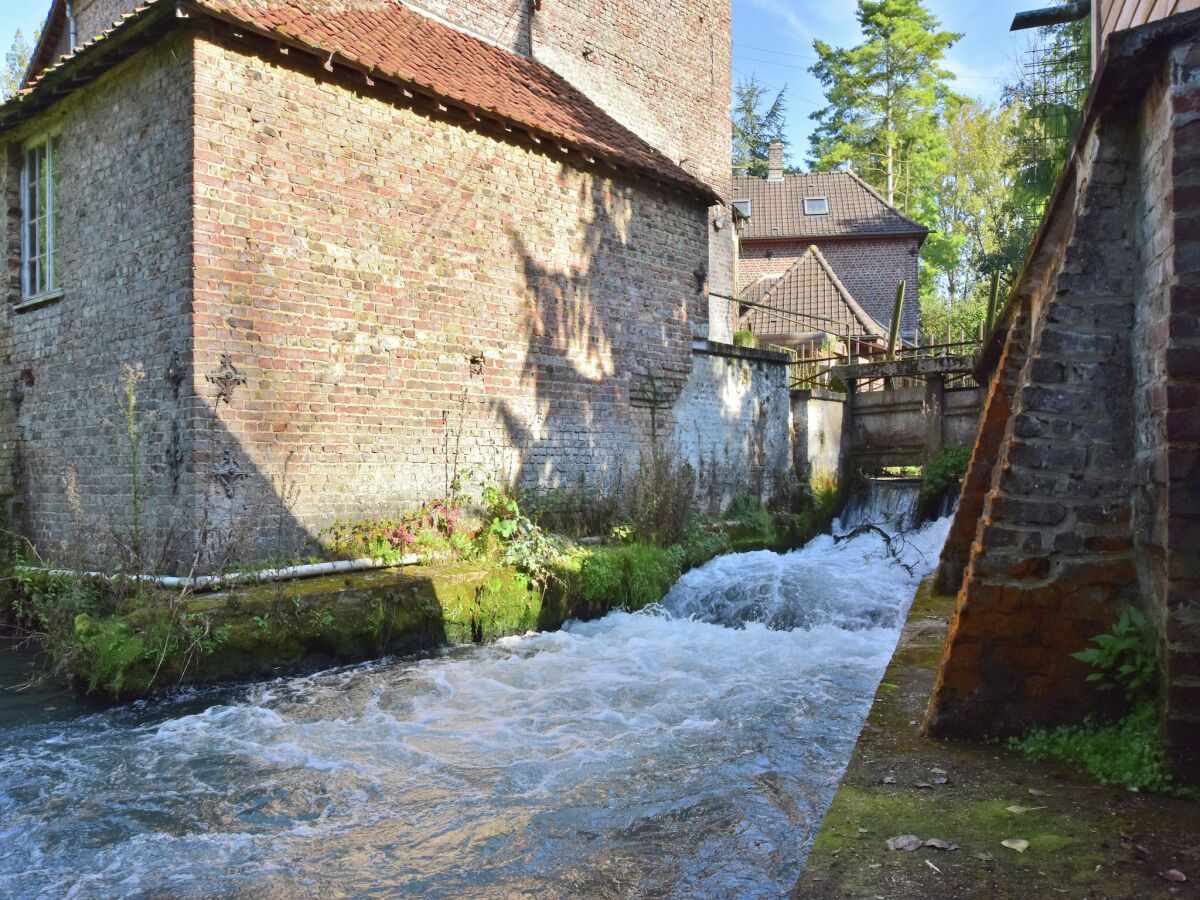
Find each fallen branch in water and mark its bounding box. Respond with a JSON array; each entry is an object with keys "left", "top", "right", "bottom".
[{"left": 834, "top": 520, "right": 925, "bottom": 576}]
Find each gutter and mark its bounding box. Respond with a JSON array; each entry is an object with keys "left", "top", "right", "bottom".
[{"left": 17, "top": 556, "right": 422, "bottom": 594}]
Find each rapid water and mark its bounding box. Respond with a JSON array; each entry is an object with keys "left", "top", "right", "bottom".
[{"left": 0, "top": 515, "right": 950, "bottom": 898}]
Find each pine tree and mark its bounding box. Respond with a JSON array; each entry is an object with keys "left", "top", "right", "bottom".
[
  {"left": 2, "top": 29, "right": 33, "bottom": 101},
  {"left": 732, "top": 74, "right": 788, "bottom": 178},
  {"left": 807, "top": 0, "right": 962, "bottom": 208}
]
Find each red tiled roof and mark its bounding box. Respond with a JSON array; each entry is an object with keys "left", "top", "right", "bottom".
[
  {"left": 732, "top": 171, "right": 928, "bottom": 241},
  {"left": 13, "top": 0, "right": 716, "bottom": 202},
  {"left": 743, "top": 245, "right": 887, "bottom": 338},
  {"left": 197, "top": 0, "right": 717, "bottom": 200}
]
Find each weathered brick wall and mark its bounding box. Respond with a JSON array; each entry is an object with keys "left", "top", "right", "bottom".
[
  {"left": 671, "top": 343, "right": 792, "bottom": 512},
  {"left": 189, "top": 33, "right": 711, "bottom": 559},
  {"left": 0, "top": 36, "right": 195, "bottom": 565},
  {"left": 1133, "top": 39, "right": 1200, "bottom": 773},
  {"left": 75, "top": 0, "right": 145, "bottom": 44},
  {"left": 739, "top": 235, "right": 922, "bottom": 339},
  {"left": 410, "top": 0, "right": 737, "bottom": 303},
  {"left": 927, "top": 24, "right": 1200, "bottom": 777},
  {"left": 405, "top": 0, "right": 533, "bottom": 55}
]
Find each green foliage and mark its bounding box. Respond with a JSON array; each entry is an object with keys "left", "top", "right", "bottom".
[
  {"left": 483, "top": 483, "right": 571, "bottom": 585},
  {"left": 676, "top": 520, "right": 731, "bottom": 571},
  {"left": 2, "top": 29, "right": 32, "bottom": 102},
  {"left": 919, "top": 446, "right": 972, "bottom": 502},
  {"left": 629, "top": 450, "right": 695, "bottom": 545},
  {"left": 732, "top": 330, "right": 759, "bottom": 348},
  {"left": 1010, "top": 704, "right": 1187, "bottom": 797},
  {"left": 1073, "top": 608, "right": 1157, "bottom": 701},
  {"left": 578, "top": 543, "right": 682, "bottom": 611},
  {"left": 520, "top": 473, "right": 621, "bottom": 539},
  {"left": 729, "top": 495, "right": 772, "bottom": 533},
  {"left": 733, "top": 74, "right": 789, "bottom": 177},
  {"left": 322, "top": 499, "right": 467, "bottom": 564},
  {"left": 808, "top": 0, "right": 963, "bottom": 210}
]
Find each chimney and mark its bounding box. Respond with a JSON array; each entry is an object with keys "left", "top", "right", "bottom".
[{"left": 767, "top": 140, "right": 784, "bottom": 182}]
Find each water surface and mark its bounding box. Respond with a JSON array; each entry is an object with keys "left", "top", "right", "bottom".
[{"left": 0, "top": 514, "right": 948, "bottom": 898}]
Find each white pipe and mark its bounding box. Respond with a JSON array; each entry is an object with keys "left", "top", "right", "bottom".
[{"left": 16, "top": 556, "right": 421, "bottom": 594}]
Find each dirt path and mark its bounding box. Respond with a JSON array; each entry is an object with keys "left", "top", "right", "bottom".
[{"left": 793, "top": 584, "right": 1200, "bottom": 899}]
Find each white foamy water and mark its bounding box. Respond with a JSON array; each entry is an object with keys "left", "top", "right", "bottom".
[{"left": 0, "top": 516, "right": 950, "bottom": 898}]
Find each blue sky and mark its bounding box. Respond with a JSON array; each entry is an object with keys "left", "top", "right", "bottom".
[{"left": 3, "top": 0, "right": 1037, "bottom": 164}]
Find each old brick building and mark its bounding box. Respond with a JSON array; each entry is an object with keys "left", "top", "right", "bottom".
[
  {"left": 734, "top": 143, "right": 929, "bottom": 344},
  {"left": 0, "top": 0, "right": 788, "bottom": 569}
]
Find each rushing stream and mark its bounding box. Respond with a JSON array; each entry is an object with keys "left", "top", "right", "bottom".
[{"left": 1, "top": 493, "right": 949, "bottom": 898}]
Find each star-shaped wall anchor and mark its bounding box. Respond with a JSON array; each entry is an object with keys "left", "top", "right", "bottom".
[
  {"left": 206, "top": 354, "right": 247, "bottom": 405},
  {"left": 212, "top": 448, "right": 248, "bottom": 499}
]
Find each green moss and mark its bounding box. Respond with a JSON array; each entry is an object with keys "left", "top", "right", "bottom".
[
  {"left": 811, "top": 784, "right": 1104, "bottom": 888},
  {"left": 1009, "top": 703, "right": 1190, "bottom": 796}
]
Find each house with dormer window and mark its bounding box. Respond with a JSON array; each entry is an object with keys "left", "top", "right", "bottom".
[{"left": 734, "top": 141, "right": 929, "bottom": 346}]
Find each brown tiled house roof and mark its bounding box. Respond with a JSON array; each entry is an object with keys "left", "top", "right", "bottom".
[
  {"left": 742, "top": 245, "right": 887, "bottom": 339},
  {"left": 10, "top": 0, "right": 716, "bottom": 203},
  {"left": 732, "top": 171, "right": 929, "bottom": 242}
]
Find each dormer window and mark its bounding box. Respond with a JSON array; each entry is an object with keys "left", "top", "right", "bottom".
[{"left": 803, "top": 197, "right": 829, "bottom": 216}]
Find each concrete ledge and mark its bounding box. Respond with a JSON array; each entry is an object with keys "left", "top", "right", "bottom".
[
  {"left": 692, "top": 339, "right": 793, "bottom": 365},
  {"left": 790, "top": 387, "right": 845, "bottom": 403},
  {"left": 831, "top": 354, "right": 978, "bottom": 380}
]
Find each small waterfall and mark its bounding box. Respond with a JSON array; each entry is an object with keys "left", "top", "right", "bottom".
[{"left": 838, "top": 477, "right": 923, "bottom": 531}]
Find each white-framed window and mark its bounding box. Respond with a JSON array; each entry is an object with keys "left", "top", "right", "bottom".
[
  {"left": 803, "top": 197, "right": 829, "bottom": 216},
  {"left": 21, "top": 136, "right": 60, "bottom": 302}
]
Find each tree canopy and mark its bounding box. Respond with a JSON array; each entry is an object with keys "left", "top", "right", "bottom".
[
  {"left": 808, "top": 0, "right": 962, "bottom": 208},
  {"left": 2, "top": 29, "right": 32, "bottom": 102},
  {"left": 733, "top": 74, "right": 788, "bottom": 177}
]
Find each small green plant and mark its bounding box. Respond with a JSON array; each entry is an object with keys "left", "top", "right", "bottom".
[
  {"left": 1009, "top": 608, "right": 1187, "bottom": 796},
  {"left": 1073, "top": 607, "right": 1157, "bottom": 700},
  {"left": 483, "top": 482, "right": 571, "bottom": 585},
  {"left": 628, "top": 450, "right": 695, "bottom": 545},
  {"left": 919, "top": 446, "right": 972, "bottom": 503},
  {"left": 1010, "top": 704, "right": 1186, "bottom": 796},
  {"left": 252, "top": 613, "right": 270, "bottom": 633},
  {"left": 610, "top": 523, "right": 634, "bottom": 543},
  {"left": 732, "top": 330, "right": 758, "bottom": 348}
]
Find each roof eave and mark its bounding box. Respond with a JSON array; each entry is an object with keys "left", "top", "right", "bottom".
[
  {"left": 741, "top": 229, "right": 930, "bottom": 244},
  {"left": 3, "top": 0, "right": 719, "bottom": 206}
]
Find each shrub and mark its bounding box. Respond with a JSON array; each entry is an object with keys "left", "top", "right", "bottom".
[
  {"left": 677, "top": 521, "right": 730, "bottom": 570},
  {"left": 919, "top": 446, "right": 972, "bottom": 504},
  {"left": 521, "top": 473, "right": 622, "bottom": 539},
  {"left": 1073, "top": 607, "right": 1157, "bottom": 701},
  {"left": 628, "top": 450, "right": 695, "bottom": 545}
]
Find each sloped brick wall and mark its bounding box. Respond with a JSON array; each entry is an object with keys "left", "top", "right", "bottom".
[{"left": 927, "top": 20, "right": 1200, "bottom": 776}]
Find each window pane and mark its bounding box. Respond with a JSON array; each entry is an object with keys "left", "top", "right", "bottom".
[{"left": 21, "top": 141, "right": 57, "bottom": 298}]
